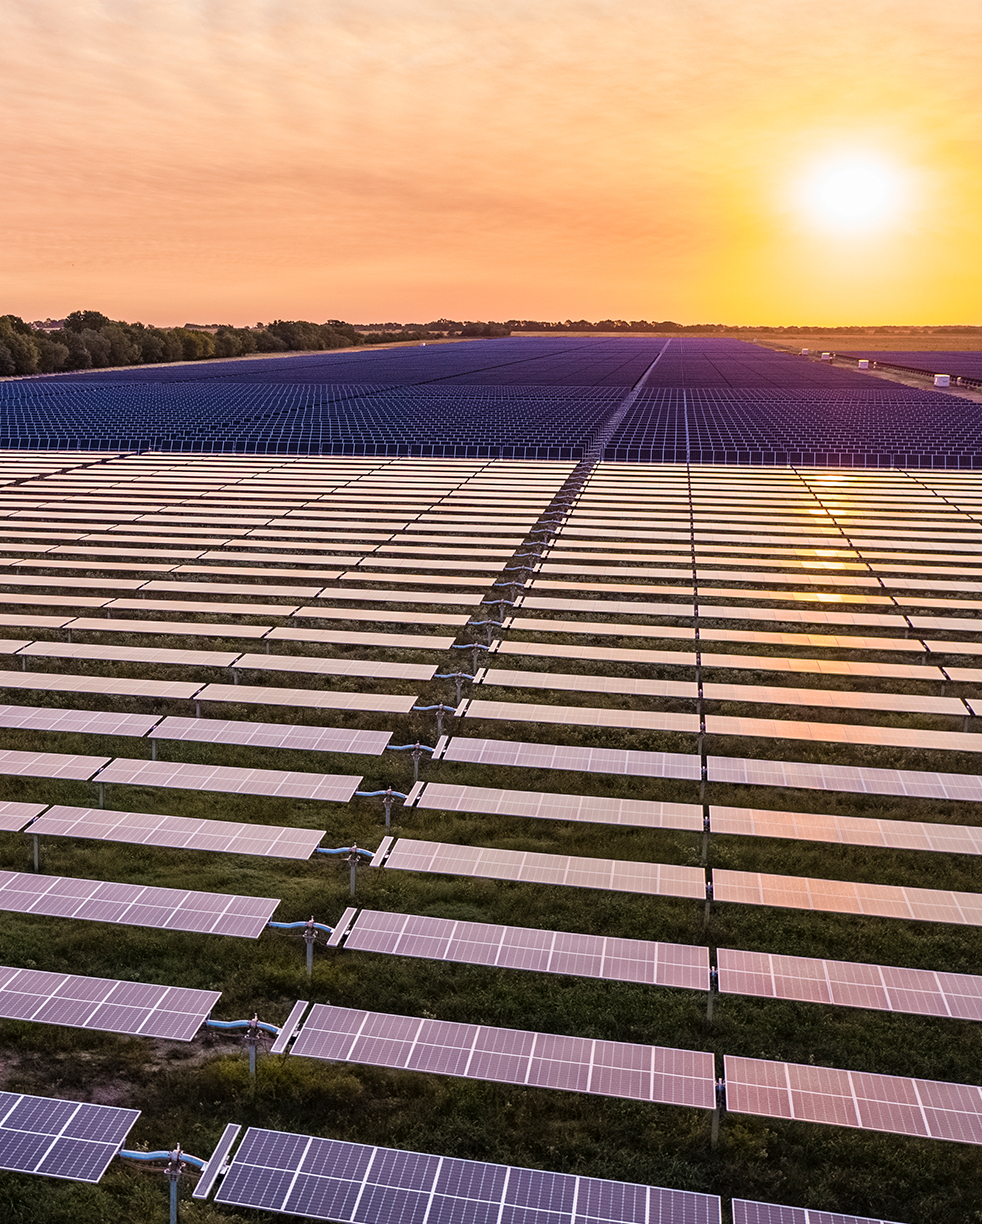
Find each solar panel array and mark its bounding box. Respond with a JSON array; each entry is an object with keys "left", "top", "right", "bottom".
[{"left": 2, "top": 362, "right": 982, "bottom": 1217}]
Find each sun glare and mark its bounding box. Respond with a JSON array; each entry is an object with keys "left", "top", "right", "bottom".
[{"left": 796, "top": 154, "right": 906, "bottom": 234}]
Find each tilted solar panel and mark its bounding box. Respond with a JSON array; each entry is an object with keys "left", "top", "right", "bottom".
[
  {"left": 0, "top": 868, "right": 279, "bottom": 937},
  {"left": 723, "top": 1054, "right": 982, "bottom": 1145},
  {"left": 213, "top": 1128, "right": 722, "bottom": 1222},
  {"left": 415, "top": 781, "right": 704, "bottom": 829},
  {"left": 0, "top": 964, "right": 219, "bottom": 1040},
  {"left": 291, "top": 1004, "right": 715, "bottom": 1108},
  {"left": 716, "top": 947, "right": 982, "bottom": 1021},
  {"left": 152, "top": 716, "right": 391, "bottom": 756},
  {"left": 29, "top": 804, "right": 325, "bottom": 860},
  {"left": 344, "top": 909, "right": 708, "bottom": 988},
  {"left": 732, "top": 1199, "right": 907, "bottom": 1224},
  {"left": 440, "top": 736, "right": 701, "bottom": 779},
  {"left": 379, "top": 838, "right": 706, "bottom": 899},
  {"left": 96, "top": 758, "right": 361, "bottom": 803},
  {"left": 0, "top": 1091, "right": 140, "bottom": 1183}
]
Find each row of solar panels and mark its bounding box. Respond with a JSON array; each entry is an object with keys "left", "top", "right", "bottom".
[{"left": 0, "top": 1091, "right": 910, "bottom": 1224}]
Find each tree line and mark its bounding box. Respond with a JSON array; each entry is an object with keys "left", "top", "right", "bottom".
[{"left": 0, "top": 311, "right": 369, "bottom": 377}]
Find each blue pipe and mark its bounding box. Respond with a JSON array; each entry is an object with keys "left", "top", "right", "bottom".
[
  {"left": 356, "top": 789, "right": 408, "bottom": 799},
  {"left": 204, "top": 1018, "right": 280, "bottom": 1036},
  {"left": 450, "top": 643, "right": 488, "bottom": 650},
  {"left": 120, "top": 1150, "right": 206, "bottom": 1169},
  {"left": 435, "top": 672, "right": 474, "bottom": 679},
  {"left": 313, "top": 846, "right": 372, "bottom": 858},
  {"left": 411, "top": 704, "right": 455, "bottom": 712},
  {"left": 388, "top": 743, "right": 434, "bottom": 751},
  {"left": 268, "top": 920, "right": 334, "bottom": 934}
]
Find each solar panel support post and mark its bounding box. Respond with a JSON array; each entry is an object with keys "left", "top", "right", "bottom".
[
  {"left": 98, "top": 782, "right": 105, "bottom": 809},
  {"left": 304, "top": 918, "right": 317, "bottom": 980},
  {"left": 244, "top": 1016, "right": 261, "bottom": 1084},
  {"left": 346, "top": 844, "right": 361, "bottom": 897},
  {"left": 32, "top": 833, "right": 39, "bottom": 873},
  {"left": 166, "top": 1149, "right": 182, "bottom": 1224},
  {"left": 412, "top": 742, "right": 423, "bottom": 782}
]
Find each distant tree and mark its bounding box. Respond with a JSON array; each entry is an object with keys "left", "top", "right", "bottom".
[
  {"left": 79, "top": 328, "right": 112, "bottom": 367},
  {"left": 33, "top": 335, "right": 70, "bottom": 373},
  {"left": 0, "top": 317, "right": 40, "bottom": 373},
  {"left": 63, "top": 310, "right": 113, "bottom": 333},
  {"left": 54, "top": 328, "right": 93, "bottom": 369}
]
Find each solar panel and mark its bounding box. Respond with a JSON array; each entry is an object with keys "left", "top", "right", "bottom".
[
  {"left": 0, "top": 800, "right": 49, "bottom": 831},
  {"left": 710, "top": 805, "right": 982, "bottom": 855},
  {"left": 378, "top": 838, "right": 706, "bottom": 898},
  {"left": 266, "top": 627, "right": 456, "bottom": 650},
  {"left": 152, "top": 716, "right": 391, "bottom": 755},
  {"left": 732, "top": 1198, "right": 908, "bottom": 1224},
  {"left": 96, "top": 758, "right": 361, "bottom": 803},
  {"left": 716, "top": 947, "right": 982, "bottom": 1021},
  {"left": 343, "top": 909, "right": 710, "bottom": 989},
  {"left": 702, "top": 682, "right": 963, "bottom": 717},
  {"left": 722, "top": 1054, "right": 982, "bottom": 1145},
  {"left": 294, "top": 606, "right": 470, "bottom": 626},
  {"left": 197, "top": 682, "right": 417, "bottom": 714},
  {"left": 290, "top": 1004, "right": 715, "bottom": 1107},
  {"left": 0, "top": 749, "right": 108, "bottom": 780},
  {"left": 440, "top": 736, "right": 701, "bottom": 779},
  {"left": 414, "top": 781, "right": 704, "bottom": 829},
  {"left": 495, "top": 640, "right": 697, "bottom": 667},
  {"left": 0, "top": 963, "right": 220, "bottom": 1039},
  {"left": 305, "top": 587, "right": 484, "bottom": 605},
  {"left": 233, "top": 653, "right": 436, "bottom": 681},
  {"left": 0, "top": 1091, "right": 140, "bottom": 1183},
  {"left": 30, "top": 803, "right": 325, "bottom": 860},
  {"left": 19, "top": 641, "right": 241, "bottom": 667},
  {"left": 712, "top": 867, "right": 982, "bottom": 926},
  {"left": 0, "top": 869, "right": 279, "bottom": 937},
  {"left": 67, "top": 616, "right": 272, "bottom": 639},
  {"left": 462, "top": 698, "right": 700, "bottom": 733},
  {"left": 212, "top": 1127, "right": 722, "bottom": 1222},
  {"left": 0, "top": 704, "right": 160, "bottom": 738},
  {"left": 705, "top": 714, "right": 976, "bottom": 755},
  {"left": 480, "top": 668, "right": 697, "bottom": 698},
  {"left": 707, "top": 754, "right": 982, "bottom": 803},
  {"left": 0, "top": 671, "right": 203, "bottom": 700}
]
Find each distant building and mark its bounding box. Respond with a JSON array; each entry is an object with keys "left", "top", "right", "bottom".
[{"left": 31, "top": 319, "right": 67, "bottom": 332}]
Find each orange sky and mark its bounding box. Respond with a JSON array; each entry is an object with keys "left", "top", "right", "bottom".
[{"left": 3, "top": 1, "right": 981, "bottom": 326}]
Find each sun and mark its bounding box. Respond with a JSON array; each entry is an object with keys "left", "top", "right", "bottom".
[{"left": 796, "top": 153, "right": 906, "bottom": 234}]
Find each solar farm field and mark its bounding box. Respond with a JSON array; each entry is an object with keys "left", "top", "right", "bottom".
[{"left": 0, "top": 339, "right": 979, "bottom": 1224}]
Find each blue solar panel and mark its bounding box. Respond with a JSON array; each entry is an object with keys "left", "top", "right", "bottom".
[
  {"left": 0, "top": 1091, "right": 139, "bottom": 1183},
  {"left": 732, "top": 1200, "right": 908, "bottom": 1224},
  {"left": 5, "top": 337, "right": 971, "bottom": 465},
  {"left": 213, "top": 1128, "right": 722, "bottom": 1223}
]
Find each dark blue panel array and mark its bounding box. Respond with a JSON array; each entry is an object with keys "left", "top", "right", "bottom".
[
  {"left": 842, "top": 350, "right": 982, "bottom": 383},
  {"left": 603, "top": 387, "right": 982, "bottom": 468},
  {"left": 3, "top": 338, "right": 979, "bottom": 465}
]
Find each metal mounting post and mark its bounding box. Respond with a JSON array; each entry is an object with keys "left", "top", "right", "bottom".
[
  {"left": 166, "top": 1148, "right": 184, "bottom": 1224},
  {"left": 411, "top": 742, "right": 423, "bottom": 782},
  {"left": 33, "top": 834, "right": 39, "bottom": 873},
  {"left": 346, "top": 845, "right": 359, "bottom": 897},
  {"left": 303, "top": 917, "right": 317, "bottom": 981},
  {"left": 383, "top": 788, "right": 394, "bottom": 830},
  {"left": 244, "top": 1015, "right": 261, "bottom": 1082}
]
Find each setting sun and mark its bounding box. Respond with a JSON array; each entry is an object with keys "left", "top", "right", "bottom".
[{"left": 797, "top": 154, "right": 907, "bottom": 234}]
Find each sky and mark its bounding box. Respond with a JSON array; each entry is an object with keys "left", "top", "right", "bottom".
[{"left": 3, "top": 0, "right": 982, "bottom": 326}]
